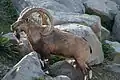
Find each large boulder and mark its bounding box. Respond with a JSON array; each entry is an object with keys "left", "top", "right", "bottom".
[
  {"left": 83, "top": 0, "right": 119, "bottom": 31},
  {"left": 2, "top": 52, "right": 70, "bottom": 80},
  {"left": 112, "top": 12, "right": 120, "bottom": 41},
  {"left": 52, "top": 13, "right": 102, "bottom": 39},
  {"left": 11, "top": 0, "right": 85, "bottom": 14},
  {"left": 111, "top": 0, "right": 120, "bottom": 6},
  {"left": 54, "top": 23, "right": 104, "bottom": 65},
  {"left": 49, "top": 61, "right": 84, "bottom": 80},
  {"left": 2, "top": 52, "right": 45, "bottom": 80}
]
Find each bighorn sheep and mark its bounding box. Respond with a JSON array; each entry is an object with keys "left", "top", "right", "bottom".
[{"left": 11, "top": 7, "right": 92, "bottom": 79}]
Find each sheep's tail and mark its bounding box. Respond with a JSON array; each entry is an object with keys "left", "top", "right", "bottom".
[{"left": 82, "top": 37, "right": 92, "bottom": 54}]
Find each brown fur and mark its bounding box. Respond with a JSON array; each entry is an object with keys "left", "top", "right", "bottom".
[{"left": 12, "top": 8, "right": 91, "bottom": 75}]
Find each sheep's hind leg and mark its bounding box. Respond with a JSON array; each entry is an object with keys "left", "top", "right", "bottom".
[{"left": 75, "top": 59, "right": 91, "bottom": 80}]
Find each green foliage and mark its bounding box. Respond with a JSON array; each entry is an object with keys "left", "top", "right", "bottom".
[
  {"left": 0, "top": 0, "right": 18, "bottom": 33},
  {"left": 0, "top": 32, "right": 21, "bottom": 62},
  {"left": 102, "top": 41, "right": 115, "bottom": 60},
  {"left": 50, "top": 55, "right": 65, "bottom": 65}
]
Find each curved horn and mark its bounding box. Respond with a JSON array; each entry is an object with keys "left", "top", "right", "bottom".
[
  {"left": 20, "top": 7, "right": 30, "bottom": 17},
  {"left": 20, "top": 7, "right": 53, "bottom": 36}
]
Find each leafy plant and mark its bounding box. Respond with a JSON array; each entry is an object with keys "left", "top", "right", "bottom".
[
  {"left": 102, "top": 41, "right": 115, "bottom": 61},
  {"left": 49, "top": 55, "right": 65, "bottom": 65},
  {"left": 0, "top": 32, "right": 21, "bottom": 62},
  {"left": 0, "top": 0, "right": 18, "bottom": 33}
]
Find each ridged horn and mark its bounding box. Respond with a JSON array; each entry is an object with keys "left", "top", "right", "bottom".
[{"left": 20, "top": 7, "right": 53, "bottom": 36}]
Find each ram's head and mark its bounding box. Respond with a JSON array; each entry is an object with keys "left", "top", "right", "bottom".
[{"left": 11, "top": 7, "right": 53, "bottom": 43}]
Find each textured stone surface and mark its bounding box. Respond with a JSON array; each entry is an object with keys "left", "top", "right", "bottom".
[
  {"left": 105, "top": 64, "right": 120, "bottom": 73},
  {"left": 49, "top": 61, "right": 84, "bottom": 80},
  {"left": 111, "top": 0, "right": 120, "bottom": 6},
  {"left": 105, "top": 40, "right": 120, "bottom": 54},
  {"left": 2, "top": 52, "right": 71, "bottom": 80},
  {"left": 84, "top": 0, "right": 119, "bottom": 31},
  {"left": 12, "top": 0, "right": 85, "bottom": 14},
  {"left": 54, "top": 24, "right": 104, "bottom": 65},
  {"left": 2, "top": 52, "right": 45, "bottom": 80},
  {"left": 52, "top": 13, "right": 102, "bottom": 39},
  {"left": 112, "top": 12, "right": 120, "bottom": 41}
]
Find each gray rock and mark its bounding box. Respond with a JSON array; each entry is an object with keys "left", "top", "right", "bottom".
[
  {"left": 1, "top": 52, "right": 71, "bottom": 80},
  {"left": 112, "top": 12, "right": 120, "bottom": 41},
  {"left": 101, "top": 27, "right": 110, "bottom": 40},
  {"left": 84, "top": 0, "right": 119, "bottom": 30},
  {"left": 54, "top": 24, "right": 104, "bottom": 65},
  {"left": 105, "top": 63, "right": 120, "bottom": 73},
  {"left": 2, "top": 52, "right": 45, "bottom": 80},
  {"left": 49, "top": 61, "right": 84, "bottom": 80},
  {"left": 3, "top": 32, "right": 19, "bottom": 44},
  {"left": 113, "top": 54, "right": 120, "bottom": 64},
  {"left": 105, "top": 40, "right": 120, "bottom": 63},
  {"left": 11, "top": 0, "right": 85, "bottom": 14},
  {"left": 53, "top": 13, "right": 102, "bottom": 40},
  {"left": 111, "top": 0, "right": 120, "bottom": 6},
  {"left": 54, "top": 75, "right": 71, "bottom": 80},
  {"left": 45, "top": 75, "right": 71, "bottom": 80},
  {"left": 105, "top": 40, "right": 120, "bottom": 54}
]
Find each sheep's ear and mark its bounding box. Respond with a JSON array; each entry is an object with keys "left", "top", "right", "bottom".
[{"left": 11, "top": 22, "right": 17, "bottom": 31}]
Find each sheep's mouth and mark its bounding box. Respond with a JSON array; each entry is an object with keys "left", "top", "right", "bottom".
[
  {"left": 14, "top": 30, "right": 28, "bottom": 44},
  {"left": 15, "top": 32, "right": 21, "bottom": 40}
]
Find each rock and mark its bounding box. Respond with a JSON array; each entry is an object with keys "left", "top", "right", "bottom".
[
  {"left": 54, "top": 23, "right": 104, "bottom": 65},
  {"left": 12, "top": 0, "right": 85, "bottom": 14},
  {"left": 3, "top": 32, "right": 19, "bottom": 44},
  {"left": 105, "top": 63, "right": 120, "bottom": 73},
  {"left": 52, "top": 13, "right": 102, "bottom": 39},
  {"left": 113, "top": 54, "right": 120, "bottom": 64},
  {"left": 111, "top": 0, "right": 120, "bottom": 6},
  {"left": 83, "top": 0, "right": 119, "bottom": 31},
  {"left": 49, "top": 61, "right": 84, "bottom": 80},
  {"left": 105, "top": 40, "right": 120, "bottom": 63},
  {"left": 101, "top": 27, "right": 110, "bottom": 40},
  {"left": 2, "top": 52, "right": 45, "bottom": 80},
  {"left": 112, "top": 12, "right": 120, "bottom": 41},
  {"left": 54, "top": 75, "right": 71, "bottom": 80},
  {"left": 105, "top": 40, "right": 120, "bottom": 54},
  {"left": 45, "top": 75, "right": 71, "bottom": 80},
  {"left": 1, "top": 52, "right": 71, "bottom": 80}
]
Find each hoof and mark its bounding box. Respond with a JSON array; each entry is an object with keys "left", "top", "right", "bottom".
[
  {"left": 84, "top": 70, "right": 92, "bottom": 80},
  {"left": 88, "top": 70, "right": 92, "bottom": 79}
]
